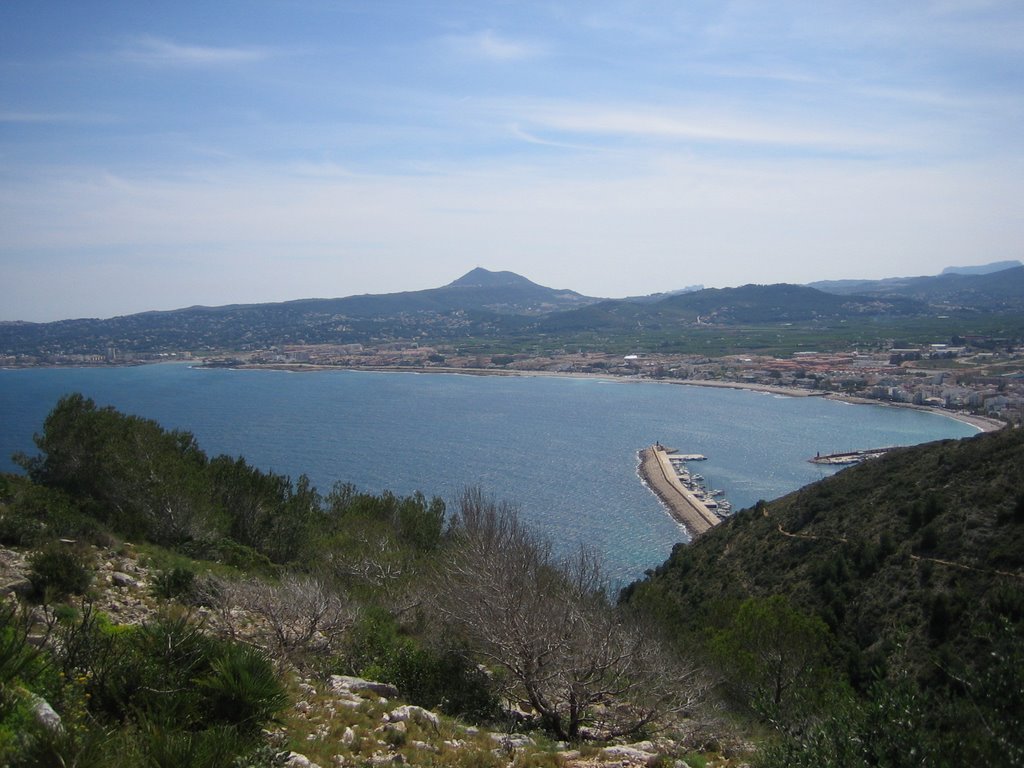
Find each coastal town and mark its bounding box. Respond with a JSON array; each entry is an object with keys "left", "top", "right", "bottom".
[
  {"left": 221, "top": 338, "right": 1024, "bottom": 427},
  {"left": 5, "top": 336, "right": 1022, "bottom": 428}
]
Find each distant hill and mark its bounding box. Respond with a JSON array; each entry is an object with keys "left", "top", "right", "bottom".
[
  {"left": 537, "top": 282, "right": 924, "bottom": 333},
  {"left": 942, "top": 260, "right": 1022, "bottom": 275},
  {"left": 446, "top": 267, "right": 540, "bottom": 289},
  {"left": 5, "top": 264, "right": 1024, "bottom": 359},
  {"left": 0, "top": 269, "right": 599, "bottom": 356},
  {"left": 809, "top": 265, "right": 1024, "bottom": 310},
  {"left": 273, "top": 268, "right": 596, "bottom": 317},
  {"left": 621, "top": 285, "right": 705, "bottom": 303}
]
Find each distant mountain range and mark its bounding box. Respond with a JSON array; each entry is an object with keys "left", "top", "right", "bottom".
[
  {"left": 2, "top": 264, "right": 1023, "bottom": 357},
  {"left": 808, "top": 261, "right": 1024, "bottom": 310},
  {"left": 0, "top": 268, "right": 599, "bottom": 356},
  {"left": 536, "top": 282, "right": 927, "bottom": 335},
  {"left": 941, "top": 259, "right": 1022, "bottom": 275}
]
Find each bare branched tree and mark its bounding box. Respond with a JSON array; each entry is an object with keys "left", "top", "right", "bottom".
[
  {"left": 434, "top": 488, "right": 712, "bottom": 741},
  {"left": 222, "top": 573, "right": 357, "bottom": 667},
  {"left": 328, "top": 531, "right": 407, "bottom": 588}
]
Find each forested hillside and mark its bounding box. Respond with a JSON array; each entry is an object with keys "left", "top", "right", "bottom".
[{"left": 624, "top": 426, "right": 1024, "bottom": 765}]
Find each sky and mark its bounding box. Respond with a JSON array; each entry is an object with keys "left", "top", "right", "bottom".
[{"left": 2, "top": 1, "right": 1023, "bottom": 321}]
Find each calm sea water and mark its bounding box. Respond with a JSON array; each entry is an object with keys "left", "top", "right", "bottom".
[{"left": 0, "top": 364, "right": 978, "bottom": 581}]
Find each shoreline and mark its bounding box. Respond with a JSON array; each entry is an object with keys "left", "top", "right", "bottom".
[
  {"left": 206, "top": 362, "right": 1007, "bottom": 433},
  {"left": 4, "top": 358, "right": 1004, "bottom": 434}
]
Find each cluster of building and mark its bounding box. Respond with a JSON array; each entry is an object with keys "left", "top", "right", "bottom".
[
  {"left": 230, "top": 339, "right": 1024, "bottom": 425},
  {"left": 601, "top": 347, "right": 1024, "bottom": 426},
  {"left": 0, "top": 349, "right": 192, "bottom": 367},
  {"left": 6, "top": 336, "right": 1022, "bottom": 426}
]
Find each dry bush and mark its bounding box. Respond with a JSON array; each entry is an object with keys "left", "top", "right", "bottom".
[
  {"left": 434, "top": 488, "right": 713, "bottom": 741},
  {"left": 206, "top": 573, "right": 357, "bottom": 667}
]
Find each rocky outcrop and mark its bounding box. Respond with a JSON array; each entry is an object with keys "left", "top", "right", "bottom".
[
  {"left": 283, "top": 752, "right": 321, "bottom": 768},
  {"left": 386, "top": 704, "right": 440, "bottom": 730},
  {"left": 328, "top": 674, "right": 400, "bottom": 699}
]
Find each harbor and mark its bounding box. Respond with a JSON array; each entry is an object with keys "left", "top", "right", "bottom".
[
  {"left": 637, "top": 444, "right": 732, "bottom": 537},
  {"left": 810, "top": 447, "right": 898, "bottom": 465}
]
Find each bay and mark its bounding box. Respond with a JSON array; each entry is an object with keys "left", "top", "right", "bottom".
[{"left": 0, "top": 364, "right": 978, "bottom": 582}]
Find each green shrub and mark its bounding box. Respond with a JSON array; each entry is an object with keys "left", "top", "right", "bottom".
[
  {"left": 0, "top": 603, "right": 43, "bottom": 688},
  {"left": 40, "top": 608, "right": 286, "bottom": 765},
  {"left": 197, "top": 643, "right": 288, "bottom": 732},
  {"left": 27, "top": 543, "right": 92, "bottom": 602},
  {"left": 0, "top": 505, "right": 47, "bottom": 546},
  {"left": 133, "top": 721, "right": 253, "bottom": 768},
  {"left": 343, "top": 611, "right": 499, "bottom": 722},
  {"left": 151, "top": 566, "right": 198, "bottom": 601},
  {"left": 206, "top": 538, "right": 277, "bottom": 575},
  {"left": 0, "top": 476, "right": 105, "bottom": 547}
]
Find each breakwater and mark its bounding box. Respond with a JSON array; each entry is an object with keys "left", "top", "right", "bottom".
[
  {"left": 637, "top": 445, "right": 722, "bottom": 537},
  {"left": 810, "top": 447, "right": 896, "bottom": 465}
]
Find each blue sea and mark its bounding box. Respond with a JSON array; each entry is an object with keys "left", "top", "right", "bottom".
[{"left": 0, "top": 364, "right": 978, "bottom": 582}]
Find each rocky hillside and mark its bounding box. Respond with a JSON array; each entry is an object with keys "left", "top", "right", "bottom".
[{"left": 1, "top": 542, "right": 732, "bottom": 768}]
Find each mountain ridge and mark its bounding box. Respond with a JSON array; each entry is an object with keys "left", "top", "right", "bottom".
[
  {"left": 4, "top": 265, "right": 1024, "bottom": 358},
  {"left": 808, "top": 264, "right": 1024, "bottom": 309}
]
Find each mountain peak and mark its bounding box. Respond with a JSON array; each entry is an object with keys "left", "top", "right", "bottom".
[{"left": 447, "top": 268, "right": 537, "bottom": 289}]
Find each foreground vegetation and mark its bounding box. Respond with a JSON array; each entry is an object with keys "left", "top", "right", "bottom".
[
  {"left": 2, "top": 394, "right": 1022, "bottom": 766},
  {"left": 2, "top": 395, "right": 715, "bottom": 766}
]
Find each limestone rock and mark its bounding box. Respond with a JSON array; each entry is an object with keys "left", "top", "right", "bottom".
[
  {"left": 600, "top": 744, "right": 659, "bottom": 765},
  {"left": 388, "top": 704, "right": 440, "bottom": 729},
  {"left": 329, "top": 675, "right": 399, "bottom": 699},
  {"left": 111, "top": 571, "right": 140, "bottom": 589},
  {"left": 284, "top": 751, "right": 322, "bottom": 768},
  {"left": 30, "top": 694, "right": 63, "bottom": 733},
  {"left": 489, "top": 732, "right": 535, "bottom": 749},
  {"left": 382, "top": 720, "right": 407, "bottom": 736}
]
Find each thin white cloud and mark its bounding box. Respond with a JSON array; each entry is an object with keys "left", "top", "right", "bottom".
[
  {"left": 508, "top": 124, "right": 610, "bottom": 153},
  {"left": 513, "top": 102, "right": 902, "bottom": 152},
  {"left": 444, "top": 30, "right": 546, "bottom": 61},
  {"left": 117, "top": 36, "right": 272, "bottom": 67}
]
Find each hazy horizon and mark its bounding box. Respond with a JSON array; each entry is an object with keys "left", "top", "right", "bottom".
[
  {"left": 5, "top": 260, "right": 1024, "bottom": 324},
  {"left": 3, "top": 2, "right": 1023, "bottom": 322}
]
